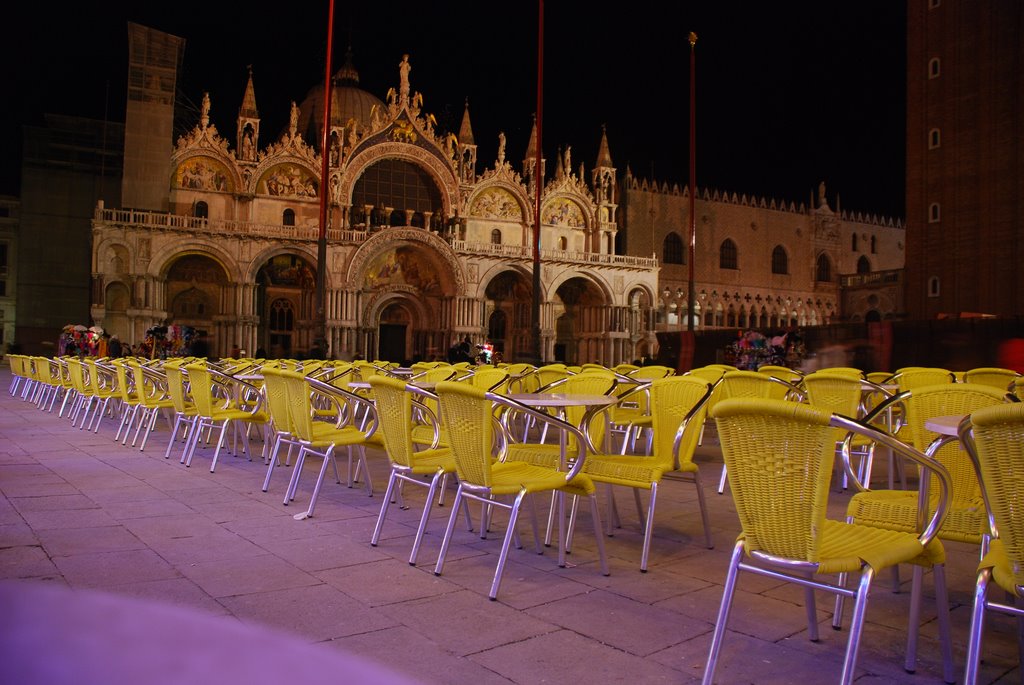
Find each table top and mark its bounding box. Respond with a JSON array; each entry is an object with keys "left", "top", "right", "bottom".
[
  {"left": 506, "top": 392, "right": 617, "bottom": 408},
  {"left": 924, "top": 414, "right": 964, "bottom": 436}
]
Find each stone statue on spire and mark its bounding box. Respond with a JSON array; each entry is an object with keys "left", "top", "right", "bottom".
[
  {"left": 201, "top": 92, "right": 211, "bottom": 129},
  {"left": 398, "top": 54, "right": 411, "bottom": 106},
  {"left": 497, "top": 132, "right": 506, "bottom": 164},
  {"left": 289, "top": 101, "right": 299, "bottom": 138}
]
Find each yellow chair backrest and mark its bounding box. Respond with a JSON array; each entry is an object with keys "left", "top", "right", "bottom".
[
  {"left": 369, "top": 375, "right": 420, "bottom": 468},
  {"left": 435, "top": 381, "right": 497, "bottom": 487},
  {"left": 963, "top": 402, "right": 1024, "bottom": 591},
  {"left": 649, "top": 376, "right": 713, "bottom": 471},
  {"left": 963, "top": 367, "right": 1020, "bottom": 391},
  {"left": 713, "top": 398, "right": 838, "bottom": 561}
]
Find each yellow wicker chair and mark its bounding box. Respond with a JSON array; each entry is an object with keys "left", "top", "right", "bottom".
[
  {"left": 259, "top": 367, "right": 350, "bottom": 493},
  {"left": 607, "top": 365, "right": 677, "bottom": 454},
  {"left": 160, "top": 360, "right": 199, "bottom": 461},
  {"left": 962, "top": 366, "right": 1021, "bottom": 392},
  {"left": 814, "top": 366, "right": 865, "bottom": 378},
  {"left": 181, "top": 362, "right": 269, "bottom": 472},
  {"left": 959, "top": 402, "right": 1024, "bottom": 684},
  {"left": 756, "top": 363, "right": 804, "bottom": 385},
  {"left": 583, "top": 375, "right": 714, "bottom": 571},
  {"left": 835, "top": 382, "right": 1010, "bottom": 679},
  {"left": 891, "top": 366, "right": 955, "bottom": 393},
  {"left": 369, "top": 375, "right": 469, "bottom": 565},
  {"left": 703, "top": 397, "right": 952, "bottom": 685},
  {"left": 801, "top": 371, "right": 894, "bottom": 489},
  {"left": 433, "top": 380, "right": 609, "bottom": 600},
  {"left": 716, "top": 370, "right": 805, "bottom": 494},
  {"left": 81, "top": 358, "right": 122, "bottom": 432},
  {"left": 280, "top": 370, "right": 379, "bottom": 517}
]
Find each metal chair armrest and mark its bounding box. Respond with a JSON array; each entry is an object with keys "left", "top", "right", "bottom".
[{"left": 832, "top": 413, "right": 952, "bottom": 548}]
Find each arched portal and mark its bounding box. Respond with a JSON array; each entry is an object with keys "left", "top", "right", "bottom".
[
  {"left": 166, "top": 254, "right": 230, "bottom": 352},
  {"left": 378, "top": 300, "right": 414, "bottom": 363},
  {"left": 256, "top": 254, "right": 316, "bottom": 358},
  {"left": 553, "top": 277, "right": 606, "bottom": 364},
  {"left": 484, "top": 269, "right": 533, "bottom": 359}
]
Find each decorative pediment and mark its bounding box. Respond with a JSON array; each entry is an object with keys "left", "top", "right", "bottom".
[
  {"left": 256, "top": 163, "right": 319, "bottom": 199},
  {"left": 478, "top": 161, "right": 523, "bottom": 186},
  {"left": 174, "top": 123, "right": 232, "bottom": 156},
  {"left": 261, "top": 131, "right": 319, "bottom": 164}
]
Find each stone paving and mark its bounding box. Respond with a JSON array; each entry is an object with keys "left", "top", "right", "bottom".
[{"left": 0, "top": 366, "right": 1020, "bottom": 684}]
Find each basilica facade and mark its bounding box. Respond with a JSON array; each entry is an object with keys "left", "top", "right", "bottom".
[{"left": 89, "top": 35, "right": 903, "bottom": 365}]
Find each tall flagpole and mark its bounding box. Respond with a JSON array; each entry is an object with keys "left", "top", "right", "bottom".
[
  {"left": 315, "top": 0, "right": 336, "bottom": 354},
  {"left": 531, "top": 0, "right": 544, "bottom": 363},
  {"left": 687, "top": 31, "right": 697, "bottom": 332}
]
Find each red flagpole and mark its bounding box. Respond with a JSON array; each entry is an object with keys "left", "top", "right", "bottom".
[
  {"left": 687, "top": 32, "right": 697, "bottom": 332},
  {"left": 531, "top": 0, "right": 544, "bottom": 363},
  {"left": 315, "top": 0, "right": 335, "bottom": 352}
]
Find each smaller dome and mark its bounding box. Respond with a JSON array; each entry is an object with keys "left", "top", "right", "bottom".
[{"left": 295, "top": 50, "right": 385, "bottom": 150}]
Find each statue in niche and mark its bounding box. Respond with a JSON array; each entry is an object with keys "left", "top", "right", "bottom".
[
  {"left": 289, "top": 101, "right": 299, "bottom": 137},
  {"left": 497, "top": 132, "right": 506, "bottom": 164},
  {"left": 241, "top": 128, "right": 255, "bottom": 160}
]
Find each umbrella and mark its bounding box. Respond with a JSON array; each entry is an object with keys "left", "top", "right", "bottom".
[{"left": 73, "top": 325, "right": 87, "bottom": 332}]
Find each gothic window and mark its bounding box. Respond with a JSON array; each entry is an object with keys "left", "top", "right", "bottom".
[
  {"left": 719, "top": 239, "right": 737, "bottom": 270},
  {"left": 870, "top": 235, "right": 877, "bottom": 253},
  {"left": 815, "top": 253, "right": 832, "bottom": 282},
  {"left": 929, "top": 202, "right": 941, "bottom": 223},
  {"left": 270, "top": 298, "right": 295, "bottom": 331},
  {"left": 491, "top": 229, "right": 502, "bottom": 245},
  {"left": 559, "top": 236, "right": 568, "bottom": 250},
  {"left": 771, "top": 245, "right": 788, "bottom": 274},
  {"left": 929, "top": 128, "right": 941, "bottom": 149},
  {"left": 928, "top": 57, "right": 941, "bottom": 79},
  {"left": 194, "top": 201, "right": 208, "bottom": 219},
  {"left": 282, "top": 209, "right": 295, "bottom": 226},
  {"left": 851, "top": 233, "right": 858, "bottom": 251},
  {"left": 857, "top": 255, "right": 871, "bottom": 274},
  {"left": 663, "top": 232, "right": 684, "bottom": 264}
]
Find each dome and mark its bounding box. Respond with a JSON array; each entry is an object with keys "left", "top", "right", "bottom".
[{"left": 295, "top": 50, "right": 385, "bottom": 151}]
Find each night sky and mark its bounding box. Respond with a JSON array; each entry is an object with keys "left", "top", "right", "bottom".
[{"left": 0, "top": 1, "right": 907, "bottom": 218}]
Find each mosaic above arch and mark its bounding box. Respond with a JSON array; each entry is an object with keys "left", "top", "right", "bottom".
[
  {"left": 257, "top": 164, "right": 319, "bottom": 198},
  {"left": 176, "top": 156, "right": 233, "bottom": 192},
  {"left": 542, "top": 197, "right": 585, "bottom": 228},
  {"left": 365, "top": 246, "right": 441, "bottom": 294}
]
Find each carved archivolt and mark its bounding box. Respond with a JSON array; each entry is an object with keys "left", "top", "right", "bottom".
[
  {"left": 338, "top": 143, "right": 458, "bottom": 215},
  {"left": 174, "top": 155, "right": 235, "bottom": 193}
]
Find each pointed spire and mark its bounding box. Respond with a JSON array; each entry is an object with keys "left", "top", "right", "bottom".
[
  {"left": 525, "top": 113, "right": 538, "bottom": 159},
  {"left": 239, "top": 65, "right": 259, "bottom": 119},
  {"left": 458, "top": 98, "right": 475, "bottom": 145},
  {"left": 595, "top": 124, "right": 613, "bottom": 168}
]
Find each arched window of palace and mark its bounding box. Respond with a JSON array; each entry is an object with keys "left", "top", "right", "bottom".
[
  {"left": 663, "top": 232, "right": 684, "bottom": 264},
  {"left": 194, "top": 201, "right": 208, "bottom": 219},
  {"left": 283, "top": 209, "right": 296, "bottom": 226},
  {"left": 491, "top": 229, "right": 502, "bottom": 245},
  {"left": 857, "top": 255, "right": 871, "bottom": 274},
  {"left": 815, "top": 253, "right": 832, "bottom": 282},
  {"left": 559, "top": 236, "right": 568, "bottom": 251},
  {"left": 719, "top": 239, "right": 738, "bottom": 270},
  {"left": 771, "top": 245, "right": 788, "bottom": 275}
]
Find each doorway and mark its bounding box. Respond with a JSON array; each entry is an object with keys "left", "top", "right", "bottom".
[{"left": 378, "top": 323, "right": 407, "bottom": 363}]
